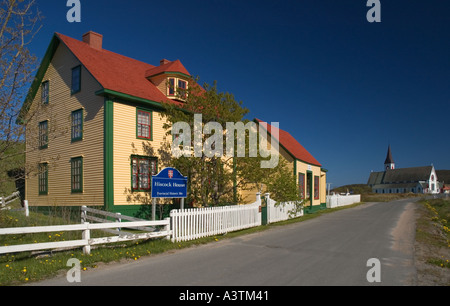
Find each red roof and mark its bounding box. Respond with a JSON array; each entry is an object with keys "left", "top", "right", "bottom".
[
  {"left": 56, "top": 32, "right": 188, "bottom": 105},
  {"left": 145, "top": 60, "right": 190, "bottom": 78},
  {"left": 255, "top": 119, "right": 322, "bottom": 167}
]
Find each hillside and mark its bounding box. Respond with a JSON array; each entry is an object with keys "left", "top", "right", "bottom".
[{"left": 331, "top": 184, "right": 372, "bottom": 195}]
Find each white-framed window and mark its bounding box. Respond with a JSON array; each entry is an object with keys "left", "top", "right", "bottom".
[{"left": 167, "top": 77, "right": 188, "bottom": 100}]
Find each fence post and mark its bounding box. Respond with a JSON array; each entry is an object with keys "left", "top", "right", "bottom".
[
  {"left": 152, "top": 198, "right": 157, "bottom": 221},
  {"left": 262, "top": 193, "right": 270, "bottom": 225},
  {"left": 165, "top": 217, "right": 171, "bottom": 240},
  {"left": 170, "top": 210, "right": 177, "bottom": 243},
  {"left": 255, "top": 192, "right": 261, "bottom": 206},
  {"left": 81, "top": 206, "right": 87, "bottom": 223},
  {"left": 23, "top": 200, "right": 29, "bottom": 217},
  {"left": 116, "top": 212, "right": 122, "bottom": 234},
  {"left": 82, "top": 222, "right": 91, "bottom": 255}
]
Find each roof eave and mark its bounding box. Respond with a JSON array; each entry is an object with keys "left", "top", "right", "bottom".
[{"left": 95, "top": 89, "right": 167, "bottom": 111}]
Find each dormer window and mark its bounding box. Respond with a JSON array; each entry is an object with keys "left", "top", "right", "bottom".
[
  {"left": 167, "top": 77, "right": 188, "bottom": 100},
  {"left": 145, "top": 59, "right": 191, "bottom": 100},
  {"left": 168, "top": 78, "right": 175, "bottom": 96},
  {"left": 178, "top": 79, "right": 187, "bottom": 99}
]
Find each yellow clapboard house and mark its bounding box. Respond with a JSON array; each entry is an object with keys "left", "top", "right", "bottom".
[
  {"left": 19, "top": 31, "right": 328, "bottom": 215},
  {"left": 238, "top": 119, "right": 327, "bottom": 211}
]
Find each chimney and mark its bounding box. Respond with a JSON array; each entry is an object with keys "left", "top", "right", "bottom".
[
  {"left": 160, "top": 59, "right": 170, "bottom": 66},
  {"left": 82, "top": 31, "right": 103, "bottom": 51}
]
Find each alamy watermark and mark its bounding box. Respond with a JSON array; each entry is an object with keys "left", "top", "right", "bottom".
[
  {"left": 172, "top": 114, "right": 279, "bottom": 169},
  {"left": 366, "top": 0, "right": 381, "bottom": 23},
  {"left": 66, "top": 0, "right": 81, "bottom": 23},
  {"left": 66, "top": 258, "right": 81, "bottom": 283},
  {"left": 366, "top": 258, "right": 381, "bottom": 283},
  {"left": 66, "top": 1, "right": 381, "bottom": 24}
]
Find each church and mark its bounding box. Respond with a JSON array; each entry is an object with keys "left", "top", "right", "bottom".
[{"left": 367, "top": 146, "right": 440, "bottom": 194}]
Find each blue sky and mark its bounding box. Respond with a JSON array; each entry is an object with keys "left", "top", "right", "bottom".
[{"left": 30, "top": 0, "right": 450, "bottom": 188}]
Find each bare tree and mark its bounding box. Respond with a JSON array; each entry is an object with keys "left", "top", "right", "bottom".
[
  {"left": 0, "top": 0, "right": 42, "bottom": 160},
  {"left": 0, "top": 0, "right": 42, "bottom": 195}
]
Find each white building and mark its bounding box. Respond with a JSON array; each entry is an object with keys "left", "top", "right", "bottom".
[{"left": 367, "top": 146, "right": 440, "bottom": 194}]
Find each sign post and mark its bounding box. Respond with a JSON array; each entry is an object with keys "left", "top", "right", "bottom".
[{"left": 151, "top": 168, "right": 188, "bottom": 220}]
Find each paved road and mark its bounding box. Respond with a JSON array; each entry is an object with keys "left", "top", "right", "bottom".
[{"left": 32, "top": 199, "right": 418, "bottom": 286}]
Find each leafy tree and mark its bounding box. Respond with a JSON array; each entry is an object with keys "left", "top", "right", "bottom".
[
  {"left": 161, "top": 80, "right": 248, "bottom": 206},
  {"left": 161, "top": 78, "right": 303, "bottom": 208}
]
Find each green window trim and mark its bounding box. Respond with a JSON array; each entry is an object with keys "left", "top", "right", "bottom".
[
  {"left": 71, "top": 65, "right": 81, "bottom": 95},
  {"left": 38, "top": 163, "right": 48, "bottom": 195},
  {"left": 130, "top": 155, "right": 158, "bottom": 192},
  {"left": 71, "top": 109, "right": 84, "bottom": 142},
  {"left": 41, "top": 81, "right": 49, "bottom": 104},
  {"left": 38, "top": 120, "right": 49, "bottom": 149},
  {"left": 136, "top": 108, "right": 153, "bottom": 140},
  {"left": 71, "top": 157, "right": 83, "bottom": 193}
]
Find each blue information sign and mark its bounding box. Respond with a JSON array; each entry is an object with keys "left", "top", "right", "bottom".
[{"left": 151, "top": 168, "right": 188, "bottom": 199}]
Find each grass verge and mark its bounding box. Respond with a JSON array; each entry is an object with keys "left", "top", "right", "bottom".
[{"left": 415, "top": 197, "right": 450, "bottom": 285}]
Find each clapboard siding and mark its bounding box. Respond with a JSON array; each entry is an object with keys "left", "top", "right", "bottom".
[
  {"left": 112, "top": 101, "right": 169, "bottom": 206},
  {"left": 238, "top": 134, "right": 294, "bottom": 204},
  {"left": 295, "top": 160, "right": 322, "bottom": 206},
  {"left": 25, "top": 43, "right": 104, "bottom": 207}
]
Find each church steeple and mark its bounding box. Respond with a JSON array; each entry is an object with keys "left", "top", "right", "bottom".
[{"left": 384, "top": 145, "right": 395, "bottom": 170}]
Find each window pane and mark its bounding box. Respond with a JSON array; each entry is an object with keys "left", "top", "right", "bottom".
[
  {"left": 131, "top": 157, "right": 157, "bottom": 191},
  {"left": 298, "top": 173, "right": 305, "bottom": 198},
  {"left": 139, "top": 159, "right": 149, "bottom": 189},
  {"left": 72, "top": 66, "right": 81, "bottom": 93},
  {"left": 168, "top": 78, "right": 175, "bottom": 95},
  {"left": 178, "top": 80, "right": 187, "bottom": 99},
  {"left": 314, "top": 176, "right": 319, "bottom": 200},
  {"left": 39, "top": 121, "right": 48, "bottom": 149},
  {"left": 140, "top": 112, "right": 149, "bottom": 125},
  {"left": 72, "top": 110, "right": 83, "bottom": 141},
  {"left": 132, "top": 159, "right": 138, "bottom": 189},
  {"left": 71, "top": 158, "right": 83, "bottom": 192},
  {"left": 38, "top": 163, "right": 48, "bottom": 195},
  {"left": 137, "top": 110, "right": 151, "bottom": 139},
  {"left": 41, "top": 81, "right": 49, "bottom": 104},
  {"left": 150, "top": 159, "right": 157, "bottom": 175},
  {"left": 178, "top": 80, "right": 186, "bottom": 89}
]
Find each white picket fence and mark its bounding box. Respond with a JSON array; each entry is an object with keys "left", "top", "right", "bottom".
[
  {"left": 170, "top": 193, "right": 305, "bottom": 242},
  {"left": 326, "top": 194, "right": 361, "bottom": 208},
  {"left": 266, "top": 197, "right": 304, "bottom": 224},
  {"left": 171, "top": 203, "right": 261, "bottom": 242}
]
